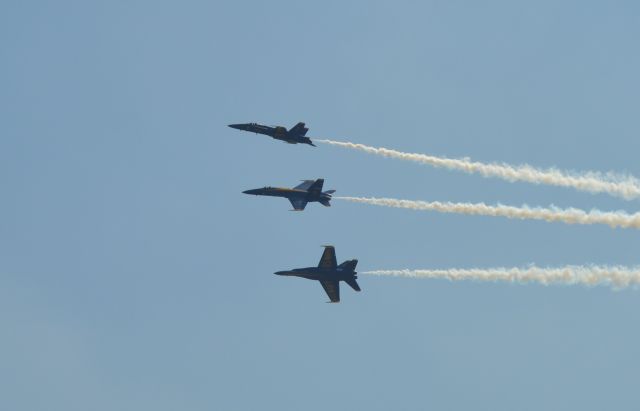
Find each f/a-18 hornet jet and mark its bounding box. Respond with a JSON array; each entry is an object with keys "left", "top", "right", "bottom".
[
  {"left": 228, "top": 121, "right": 315, "bottom": 146},
  {"left": 243, "top": 178, "right": 334, "bottom": 211},
  {"left": 275, "top": 246, "right": 360, "bottom": 303}
]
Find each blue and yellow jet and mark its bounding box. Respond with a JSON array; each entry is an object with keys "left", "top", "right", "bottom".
[
  {"left": 228, "top": 121, "right": 315, "bottom": 146},
  {"left": 275, "top": 246, "right": 360, "bottom": 303},
  {"left": 243, "top": 179, "right": 334, "bottom": 211}
]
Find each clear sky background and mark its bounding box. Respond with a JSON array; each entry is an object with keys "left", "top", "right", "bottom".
[{"left": 3, "top": 1, "right": 640, "bottom": 410}]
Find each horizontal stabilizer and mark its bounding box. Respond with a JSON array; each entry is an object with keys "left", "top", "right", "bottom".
[
  {"left": 344, "top": 278, "right": 361, "bottom": 292},
  {"left": 319, "top": 199, "right": 331, "bottom": 207},
  {"left": 338, "top": 259, "right": 358, "bottom": 272}
]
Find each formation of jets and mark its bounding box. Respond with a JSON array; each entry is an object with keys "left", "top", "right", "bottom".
[{"left": 231, "top": 121, "right": 358, "bottom": 303}]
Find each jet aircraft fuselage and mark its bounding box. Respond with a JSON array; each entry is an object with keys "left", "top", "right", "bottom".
[
  {"left": 228, "top": 122, "right": 315, "bottom": 146},
  {"left": 275, "top": 266, "right": 358, "bottom": 282},
  {"left": 274, "top": 246, "right": 360, "bottom": 303},
  {"left": 243, "top": 179, "right": 334, "bottom": 211}
]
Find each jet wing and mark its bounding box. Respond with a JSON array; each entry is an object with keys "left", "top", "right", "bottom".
[
  {"left": 319, "top": 280, "right": 340, "bottom": 303},
  {"left": 289, "top": 198, "right": 307, "bottom": 211},
  {"left": 318, "top": 246, "right": 337, "bottom": 269},
  {"left": 294, "top": 180, "right": 315, "bottom": 190}
]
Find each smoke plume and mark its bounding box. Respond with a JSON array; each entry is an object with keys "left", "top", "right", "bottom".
[
  {"left": 318, "top": 139, "right": 640, "bottom": 200},
  {"left": 336, "top": 196, "right": 640, "bottom": 229},
  {"left": 363, "top": 266, "right": 640, "bottom": 288}
]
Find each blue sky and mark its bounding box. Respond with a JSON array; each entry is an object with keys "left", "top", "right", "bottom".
[{"left": 3, "top": 1, "right": 640, "bottom": 410}]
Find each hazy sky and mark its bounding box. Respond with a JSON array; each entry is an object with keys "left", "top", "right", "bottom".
[{"left": 3, "top": 1, "right": 640, "bottom": 410}]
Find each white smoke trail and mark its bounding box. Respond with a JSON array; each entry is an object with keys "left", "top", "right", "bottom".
[
  {"left": 317, "top": 139, "right": 640, "bottom": 200},
  {"left": 363, "top": 266, "right": 640, "bottom": 288},
  {"left": 336, "top": 196, "right": 640, "bottom": 229}
]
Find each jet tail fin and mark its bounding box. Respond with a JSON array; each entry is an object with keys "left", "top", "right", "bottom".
[
  {"left": 307, "top": 179, "right": 324, "bottom": 196},
  {"left": 344, "top": 278, "right": 361, "bottom": 292},
  {"left": 319, "top": 199, "right": 331, "bottom": 207},
  {"left": 290, "top": 122, "right": 309, "bottom": 136}
]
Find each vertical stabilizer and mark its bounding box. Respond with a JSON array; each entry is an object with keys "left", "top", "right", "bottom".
[{"left": 289, "top": 122, "right": 309, "bottom": 136}]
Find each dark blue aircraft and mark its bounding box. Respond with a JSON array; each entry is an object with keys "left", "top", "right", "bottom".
[
  {"left": 228, "top": 121, "right": 315, "bottom": 146},
  {"left": 275, "top": 246, "right": 360, "bottom": 303},
  {"left": 243, "top": 178, "right": 334, "bottom": 211}
]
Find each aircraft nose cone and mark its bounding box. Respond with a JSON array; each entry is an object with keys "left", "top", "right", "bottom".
[
  {"left": 274, "top": 271, "right": 287, "bottom": 276},
  {"left": 229, "top": 123, "right": 251, "bottom": 131},
  {"left": 243, "top": 189, "right": 260, "bottom": 195}
]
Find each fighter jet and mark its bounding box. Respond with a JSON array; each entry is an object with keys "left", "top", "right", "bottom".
[
  {"left": 274, "top": 246, "right": 360, "bottom": 303},
  {"left": 228, "top": 122, "right": 315, "bottom": 146},
  {"left": 243, "top": 178, "right": 334, "bottom": 211}
]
